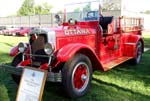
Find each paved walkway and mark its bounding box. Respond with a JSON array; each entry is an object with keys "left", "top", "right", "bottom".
[{"left": 144, "top": 48, "right": 150, "bottom": 52}]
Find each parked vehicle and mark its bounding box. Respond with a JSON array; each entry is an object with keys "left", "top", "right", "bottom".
[
  {"left": 0, "top": 30, "right": 3, "bottom": 35},
  {"left": 15, "top": 27, "right": 34, "bottom": 36},
  {"left": 3, "top": 27, "right": 19, "bottom": 36},
  {"left": 0, "top": 26, "right": 6, "bottom": 35},
  {"left": 6, "top": 1, "right": 144, "bottom": 98}
]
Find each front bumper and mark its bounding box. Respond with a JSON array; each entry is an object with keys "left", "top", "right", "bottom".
[
  {"left": 0, "top": 64, "right": 22, "bottom": 75},
  {"left": 0, "top": 64, "right": 61, "bottom": 82}
]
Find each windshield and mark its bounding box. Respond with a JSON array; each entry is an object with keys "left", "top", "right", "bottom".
[{"left": 64, "top": 1, "right": 100, "bottom": 22}]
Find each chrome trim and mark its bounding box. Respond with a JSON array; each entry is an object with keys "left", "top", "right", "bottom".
[
  {"left": 25, "top": 54, "right": 50, "bottom": 58},
  {"left": 28, "top": 30, "right": 56, "bottom": 67},
  {"left": 47, "top": 71, "right": 62, "bottom": 82},
  {"left": 22, "top": 53, "right": 25, "bottom": 61},
  {"left": 25, "top": 54, "right": 53, "bottom": 66},
  {"left": 48, "top": 57, "right": 52, "bottom": 65},
  {"left": 47, "top": 31, "right": 56, "bottom": 47},
  {"left": 0, "top": 64, "right": 62, "bottom": 82},
  {"left": 18, "top": 42, "right": 27, "bottom": 53}
]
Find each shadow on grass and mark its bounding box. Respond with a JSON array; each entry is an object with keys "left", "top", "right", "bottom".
[
  {"left": 144, "top": 37, "right": 150, "bottom": 48},
  {"left": 0, "top": 42, "right": 14, "bottom": 47},
  {"left": 0, "top": 67, "right": 17, "bottom": 101},
  {"left": 43, "top": 51, "right": 150, "bottom": 101},
  {"left": 0, "top": 53, "right": 13, "bottom": 63},
  {"left": 1, "top": 50, "right": 150, "bottom": 101},
  {"left": 92, "top": 77, "right": 150, "bottom": 98},
  {"left": 0, "top": 48, "right": 150, "bottom": 101},
  {"left": 42, "top": 78, "right": 150, "bottom": 101}
]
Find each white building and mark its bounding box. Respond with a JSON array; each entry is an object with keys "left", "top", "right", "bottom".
[{"left": 102, "top": 0, "right": 150, "bottom": 30}]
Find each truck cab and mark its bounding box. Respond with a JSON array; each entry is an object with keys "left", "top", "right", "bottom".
[{"left": 9, "top": 1, "right": 144, "bottom": 98}]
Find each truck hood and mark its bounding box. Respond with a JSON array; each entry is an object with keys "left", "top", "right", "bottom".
[{"left": 30, "top": 26, "right": 96, "bottom": 37}]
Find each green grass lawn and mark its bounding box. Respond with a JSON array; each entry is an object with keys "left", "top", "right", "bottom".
[{"left": 0, "top": 34, "right": 150, "bottom": 101}]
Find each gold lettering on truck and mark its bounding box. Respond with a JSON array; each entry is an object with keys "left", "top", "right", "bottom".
[{"left": 65, "top": 29, "right": 90, "bottom": 36}]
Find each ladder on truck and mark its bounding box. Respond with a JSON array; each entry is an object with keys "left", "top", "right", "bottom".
[{"left": 119, "top": 16, "right": 143, "bottom": 32}]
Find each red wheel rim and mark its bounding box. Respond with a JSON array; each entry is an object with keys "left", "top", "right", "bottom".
[{"left": 72, "top": 62, "right": 89, "bottom": 93}]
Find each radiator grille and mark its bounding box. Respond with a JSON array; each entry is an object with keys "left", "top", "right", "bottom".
[{"left": 30, "top": 34, "right": 48, "bottom": 65}]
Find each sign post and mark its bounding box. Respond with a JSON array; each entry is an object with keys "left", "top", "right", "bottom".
[{"left": 16, "top": 67, "right": 47, "bottom": 101}]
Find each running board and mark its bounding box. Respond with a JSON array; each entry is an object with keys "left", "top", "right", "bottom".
[{"left": 102, "top": 56, "right": 133, "bottom": 71}]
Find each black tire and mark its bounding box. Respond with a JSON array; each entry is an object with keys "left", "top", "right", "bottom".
[
  {"left": 11, "top": 53, "right": 22, "bottom": 84},
  {"left": 130, "top": 41, "right": 143, "bottom": 65},
  {"left": 3, "top": 33, "right": 7, "bottom": 36},
  {"left": 62, "top": 54, "right": 92, "bottom": 98}
]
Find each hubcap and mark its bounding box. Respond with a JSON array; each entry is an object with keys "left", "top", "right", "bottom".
[
  {"left": 81, "top": 74, "right": 87, "bottom": 81},
  {"left": 72, "top": 62, "right": 89, "bottom": 93}
]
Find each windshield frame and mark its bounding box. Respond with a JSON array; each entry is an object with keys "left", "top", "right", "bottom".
[{"left": 63, "top": 1, "right": 101, "bottom": 22}]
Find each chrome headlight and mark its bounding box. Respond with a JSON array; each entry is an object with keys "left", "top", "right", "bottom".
[
  {"left": 18, "top": 42, "right": 27, "bottom": 53},
  {"left": 44, "top": 43, "right": 55, "bottom": 55}
]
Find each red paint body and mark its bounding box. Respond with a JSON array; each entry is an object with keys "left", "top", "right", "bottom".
[
  {"left": 8, "top": 2, "right": 144, "bottom": 98},
  {"left": 9, "top": 46, "right": 18, "bottom": 56},
  {"left": 10, "top": 17, "right": 144, "bottom": 71}
]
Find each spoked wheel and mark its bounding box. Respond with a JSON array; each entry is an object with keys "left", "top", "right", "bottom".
[
  {"left": 62, "top": 54, "right": 92, "bottom": 98},
  {"left": 73, "top": 62, "right": 89, "bottom": 93},
  {"left": 131, "top": 41, "right": 143, "bottom": 65}
]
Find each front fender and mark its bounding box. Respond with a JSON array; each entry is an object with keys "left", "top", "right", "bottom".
[
  {"left": 9, "top": 43, "right": 30, "bottom": 57},
  {"left": 9, "top": 46, "right": 19, "bottom": 56},
  {"left": 56, "top": 43, "right": 95, "bottom": 62}
]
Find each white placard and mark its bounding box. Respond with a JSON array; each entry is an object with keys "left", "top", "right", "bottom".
[{"left": 16, "top": 67, "right": 47, "bottom": 101}]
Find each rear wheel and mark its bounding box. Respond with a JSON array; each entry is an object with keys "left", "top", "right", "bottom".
[
  {"left": 62, "top": 54, "right": 92, "bottom": 98},
  {"left": 130, "top": 41, "right": 143, "bottom": 65},
  {"left": 11, "top": 53, "right": 22, "bottom": 84}
]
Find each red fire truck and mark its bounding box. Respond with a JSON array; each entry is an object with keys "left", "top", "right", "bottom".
[{"left": 7, "top": 1, "right": 144, "bottom": 98}]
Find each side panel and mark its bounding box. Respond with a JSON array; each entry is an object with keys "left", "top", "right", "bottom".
[{"left": 124, "top": 43, "right": 136, "bottom": 57}]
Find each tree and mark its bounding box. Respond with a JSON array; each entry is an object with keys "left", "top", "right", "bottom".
[
  {"left": 83, "top": 3, "right": 91, "bottom": 12},
  {"left": 17, "top": 0, "right": 53, "bottom": 16},
  {"left": 74, "top": 8, "right": 81, "bottom": 12},
  {"left": 141, "top": 10, "right": 150, "bottom": 14},
  {"left": 34, "top": 2, "right": 53, "bottom": 15},
  {"left": 57, "top": 10, "right": 63, "bottom": 14},
  {"left": 17, "top": 0, "right": 34, "bottom": 16},
  {"left": 102, "top": 0, "right": 121, "bottom": 11}
]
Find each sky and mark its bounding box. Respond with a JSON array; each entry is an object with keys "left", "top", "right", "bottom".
[{"left": 0, "top": 0, "right": 150, "bottom": 17}]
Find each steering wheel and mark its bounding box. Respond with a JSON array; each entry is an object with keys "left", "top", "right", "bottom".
[
  {"left": 87, "top": 13, "right": 92, "bottom": 18},
  {"left": 68, "top": 18, "right": 77, "bottom": 25}
]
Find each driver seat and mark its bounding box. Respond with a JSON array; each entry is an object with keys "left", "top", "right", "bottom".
[{"left": 99, "top": 16, "right": 113, "bottom": 33}]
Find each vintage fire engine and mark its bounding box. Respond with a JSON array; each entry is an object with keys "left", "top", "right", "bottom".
[{"left": 7, "top": 2, "right": 144, "bottom": 98}]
